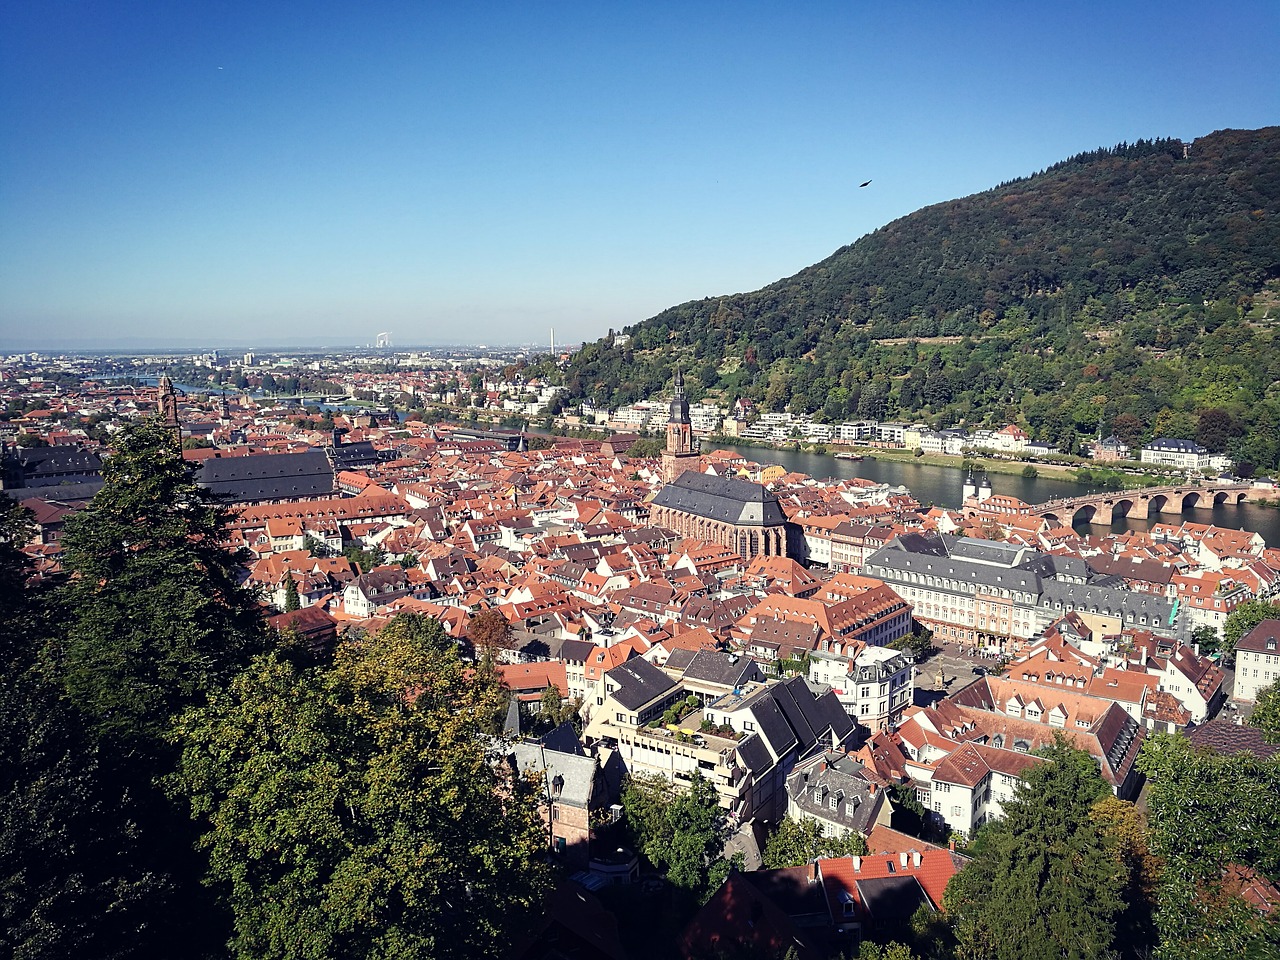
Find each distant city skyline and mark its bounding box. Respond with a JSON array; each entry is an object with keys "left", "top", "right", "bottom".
[{"left": 2, "top": 1, "right": 1277, "bottom": 350}]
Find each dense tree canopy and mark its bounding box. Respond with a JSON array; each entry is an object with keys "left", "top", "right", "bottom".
[
  {"left": 1138, "top": 733, "right": 1280, "bottom": 959},
  {"left": 1250, "top": 679, "right": 1280, "bottom": 742},
  {"left": 170, "top": 613, "right": 549, "bottom": 960},
  {"left": 1, "top": 420, "right": 266, "bottom": 959},
  {"left": 1223, "top": 600, "right": 1280, "bottom": 651},
  {"left": 944, "top": 739, "right": 1125, "bottom": 960}
]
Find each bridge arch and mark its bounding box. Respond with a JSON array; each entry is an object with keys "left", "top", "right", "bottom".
[
  {"left": 1178, "top": 490, "right": 1204, "bottom": 511},
  {"left": 1214, "top": 489, "right": 1248, "bottom": 506},
  {"left": 1070, "top": 504, "right": 1099, "bottom": 526},
  {"left": 1109, "top": 497, "right": 1135, "bottom": 519},
  {"left": 1147, "top": 493, "right": 1170, "bottom": 516}
]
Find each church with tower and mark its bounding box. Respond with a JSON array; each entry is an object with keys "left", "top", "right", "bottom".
[{"left": 651, "top": 367, "right": 791, "bottom": 560}]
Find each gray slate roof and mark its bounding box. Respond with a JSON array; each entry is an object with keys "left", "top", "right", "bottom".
[
  {"left": 680, "top": 650, "right": 763, "bottom": 688},
  {"left": 197, "top": 450, "right": 335, "bottom": 503},
  {"left": 786, "top": 756, "right": 886, "bottom": 836},
  {"left": 12, "top": 446, "right": 103, "bottom": 486},
  {"left": 512, "top": 742, "right": 599, "bottom": 809},
  {"left": 607, "top": 657, "right": 678, "bottom": 711},
  {"left": 651, "top": 472, "right": 786, "bottom": 526}
]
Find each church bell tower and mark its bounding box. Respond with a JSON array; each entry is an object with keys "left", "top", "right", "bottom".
[{"left": 662, "top": 366, "right": 699, "bottom": 483}]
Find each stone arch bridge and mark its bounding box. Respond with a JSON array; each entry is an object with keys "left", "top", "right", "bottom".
[{"left": 1035, "top": 483, "right": 1255, "bottom": 527}]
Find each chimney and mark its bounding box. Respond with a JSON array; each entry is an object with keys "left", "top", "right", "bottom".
[
  {"left": 949, "top": 838, "right": 957, "bottom": 852},
  {"left": 869, "top": 783, "right": 876, "bottom": 794},
  {"left": 819, "top": 761, "right": 827, "bottom": 772},
  {"left": 809, "top": 860, "right": 819, "bottom": 884},
  {"left": 912, "top": 850, "right": 922, "bottom": 868}
]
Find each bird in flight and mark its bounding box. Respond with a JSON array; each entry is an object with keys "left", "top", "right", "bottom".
[{"left": 859, "top": 180, "right": 872, "bottom": 188}]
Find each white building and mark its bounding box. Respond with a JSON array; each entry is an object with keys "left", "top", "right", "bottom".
[
  {"left": 1141, "top": 437, "right": 1212, "bottom": 471},
  {"left": 1233, "top": 619, "right": 1280, "bottom": 703},
  {"left": 925, "top": 742, "right": 1046, "bottom": 837},
  {"left": 809, "top": 645, "right": 914, "bottom": 729}
]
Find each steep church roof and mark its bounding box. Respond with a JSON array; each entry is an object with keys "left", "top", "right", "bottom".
[{"left": 651, "top": 472, "right": 786, "bottom": 527}]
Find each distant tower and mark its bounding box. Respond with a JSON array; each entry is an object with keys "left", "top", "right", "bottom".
[
  {"left": 962, "top": 470, "right": 977, "bottom": 502},
  {"left": 158, "top": 374, "right": 182, "bottom": 445},
  {"left": 662, "top": 366, "right": 699, "bottom": 483},
  {"left": 219, "top": 390, "right": 230, "bottom": 425},
  {"left": 978, "top": 474, "right": 993, "bottom": 503}
]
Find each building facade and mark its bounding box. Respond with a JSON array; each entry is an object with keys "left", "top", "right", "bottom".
[
  {"left": 1234, "top": 619, "right": 1280, "bottom": 703},
  {"left": 649, "top": 471, "right": 789, "bottom": 561}
]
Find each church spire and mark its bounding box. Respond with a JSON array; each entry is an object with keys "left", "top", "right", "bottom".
[{"left": 668, "top": 365, "right": 690, "bottom": 427}]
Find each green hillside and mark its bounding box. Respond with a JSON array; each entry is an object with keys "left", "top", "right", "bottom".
[{"left": 558, "top": 126, "right": 1280, "bottom": 473}]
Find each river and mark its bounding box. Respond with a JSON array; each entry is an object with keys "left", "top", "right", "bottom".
[{"left": 705, "top": 441, "right": 1280, "bottom": 547}]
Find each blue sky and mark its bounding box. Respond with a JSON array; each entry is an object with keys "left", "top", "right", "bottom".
[{"left": 1, "top": 1, "right": 1276, "bottom": 350}]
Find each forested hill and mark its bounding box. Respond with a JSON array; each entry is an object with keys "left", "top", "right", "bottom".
[{"left": 559, "top": 126, "right": 1280, "bottom": 472}]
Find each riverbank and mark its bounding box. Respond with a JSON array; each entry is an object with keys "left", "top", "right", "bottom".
[
  {"left": 853, "top": 447, "right": 1082, "bottom": 481},
  {"left": 705, "top": 434, "right": 1180, "bottom": 488},
  {"left": 709, "top": 437, "right": 1090, "bottom": 484}
]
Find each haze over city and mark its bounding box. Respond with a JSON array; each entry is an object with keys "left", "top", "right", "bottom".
[{"left": 2, "top": 1, "right": 1277, "bottom": 350}]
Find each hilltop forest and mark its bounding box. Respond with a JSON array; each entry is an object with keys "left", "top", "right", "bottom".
[{"left": 556, "top": 127, "right": 1280, "bottom": 473}]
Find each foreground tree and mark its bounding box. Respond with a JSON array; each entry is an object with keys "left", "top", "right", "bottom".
[
  {"left": 171, "top": 613, "right": 549, "bottom": 960},
  {"left": 944, "top": 739, "right": 1124, "bottom": 960},
  {"left": 2, "top": 421, "right": 264, "bottom": 958},
  {"left": 49, "top": 418, "right": 265, "bottom": 745},
  {"left": 1, "top": 497, "right": 178, "bottom": 958},
  {"left": 1090, "top": 794, "right": 1162, "bottom": 954},
  {"left": 1138, "top": 733, "right": 1280, "bottom": 959}
]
